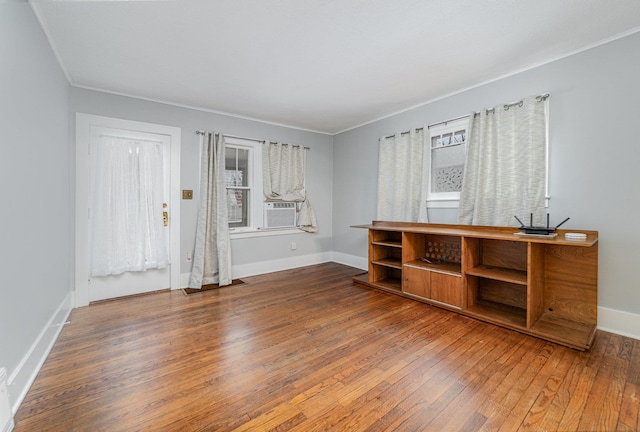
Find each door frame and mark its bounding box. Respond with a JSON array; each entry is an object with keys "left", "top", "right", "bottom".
[{"left": 75, "top": 113, "right": 181, "bottom": 307}]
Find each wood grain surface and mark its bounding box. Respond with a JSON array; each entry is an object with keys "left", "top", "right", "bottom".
[{"left": 13, "top": 262, "right": 638, "bottom": 431}]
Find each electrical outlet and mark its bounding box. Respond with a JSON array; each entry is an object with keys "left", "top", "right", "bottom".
[
  {"left": 290, "top": 242, "right": 297, "bottom": 250},
  {"left": 182, "top": 190, "right": 193, "bottom": 199}
]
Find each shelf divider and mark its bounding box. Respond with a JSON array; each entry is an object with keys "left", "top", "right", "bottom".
[{"left": 465, "top": 265, "right": 527, "bottom": 285}]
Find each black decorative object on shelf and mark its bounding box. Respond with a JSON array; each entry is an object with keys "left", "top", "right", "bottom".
[{"left": 514, "top": 213, "right": 570, "bottom": 235}]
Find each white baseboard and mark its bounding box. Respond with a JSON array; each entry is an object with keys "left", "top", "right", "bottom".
[
  {"left": 8, "top": 291, "right": 73, "bottom": 414},
  {"left": 0, "top": 368, "right": 13, "bottom": 432},
  {"left": 180, "top": 253, "right": 368, "bottom": 286},
  {"left": 331, "top": 252, "right": 367, "bottom": 271},
  {"left": 233, "top": 251, "right": 333, "bottom": 279},
  {"left": 180, "top": 251, "right": 335, "bottom": 288},
  {"left": 598, "top": 306, "right": 640, "bottom": 340},
  {"left": 180, "top": 271, "right": 191, "bottom": 288}
]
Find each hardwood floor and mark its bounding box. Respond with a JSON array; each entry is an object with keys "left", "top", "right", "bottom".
[{"left": 13, "top": 262, "right": 640, "bottom": 431}]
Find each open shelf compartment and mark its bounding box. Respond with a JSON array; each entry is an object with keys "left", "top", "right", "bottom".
[
  {"left": 423, "top": 234, "right": 462, "bottom": 264},
  {"left": 466, "top": 275, "right": 527, "bottom": 328},
  {"left": 464, "top": 237, "right": 527, "bottom": 281},
  {"left": 370, "top": 229, "right": 402, "bottom": 246},
  {"left": 465, "top": 300, "right": 527, "bottom": 328}
]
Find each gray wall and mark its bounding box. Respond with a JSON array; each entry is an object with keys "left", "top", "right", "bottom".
[
  {"left": 69, "top": 88, "right": 334, "bottom": 275},
  {"left": 333, "top": 31, "right": 640, "bottom": 315},
  {"left": 4, "top": 3, "right": 640, "bottom": 387},
  {"left": 0, "top": 4, "right": 70, "bottom": 374}
]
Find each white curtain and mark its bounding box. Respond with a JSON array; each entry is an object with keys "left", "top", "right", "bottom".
[
  {"left": 458, "top": 96, "right": 547, "bottom": 226},
  {"left": 189, "top": 132, "right": 232, "bottom": 288},
  {"left": 263, "top": 141, "right": 317, "bottom": 232},
  {"left": 90, "top": 136, "right": 168, "bottom": 276},
  {"left": 376, "top": 128, "right": 427, "bottom": 222}
]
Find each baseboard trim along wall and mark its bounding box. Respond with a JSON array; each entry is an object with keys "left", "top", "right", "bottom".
[
  {"left": 8, "top": 291, "right": 73, "bottom": 414},
  {"left": 330, "top": 252, "right": 368, "bottom": 271},
  {"left": 0, "top": 367, "right": 13, "bottom": 432},
  {"left": 180, "top": 251, "right": 334, "bottom": 288},
  {"left": 597, "top": 306, "right": 640, "bottom": 341}
]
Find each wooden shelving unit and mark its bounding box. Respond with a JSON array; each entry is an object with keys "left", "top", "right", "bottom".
[
  {"left": 353, "top": 221, "right": 599, "bottom": 350},
  {"left": 368, "top": 230, "right": 404, "bottom": 292}
]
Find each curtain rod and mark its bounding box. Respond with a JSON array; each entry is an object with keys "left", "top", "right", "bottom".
[
  {"left": 475, "top": 92, "right": 550, "bottom": 117},
  {"left": 196, "top": 130, "right": 310, "bottom": 150},
  {"left": 383, "top": 92, "right": 550, "bottom": 139},
  {"left": 383, "top": 114, "right": 470, "bottom": 139}
]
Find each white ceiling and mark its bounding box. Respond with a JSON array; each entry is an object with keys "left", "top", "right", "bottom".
[{"left": 31, "top": 0, "right": 640, "bottom": 134}]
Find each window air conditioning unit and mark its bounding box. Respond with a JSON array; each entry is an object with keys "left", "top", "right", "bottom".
[{"left": 264, "top": 202, "right": 297, "bottom": 229}]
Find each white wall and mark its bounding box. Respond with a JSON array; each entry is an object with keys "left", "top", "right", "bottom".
[
  {"left": 0, "top": 2, "right": 72, "bottom": 406},
  {"left": 333, "top": 32, "right": 640, "bottom": 319},
  {"left": 69, "top": 88, "right": 334, "bottom": 280}
]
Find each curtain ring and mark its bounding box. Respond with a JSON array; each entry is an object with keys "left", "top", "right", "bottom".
[
  {"left": 503, "top": 100, "right": 524, "bottom": 111},
  {"left": 536, "top": 93, "right": 550, "bottom": 102}
]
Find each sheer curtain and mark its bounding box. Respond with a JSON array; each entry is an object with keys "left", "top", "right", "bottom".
[
  {"left": 458, "top": 95, "right": 547, "bottom": 226},
  {"left": 376, "top": 128, "right": 427, "bottom": 222},
  {"left": 90, "top": 136, "right": 168, "bottom": 276},
  {"left": 189, "top": 132, "right": 232, "bottom": 288},
  {"left": 263, "top": 141, "right": 317, "bottom": 232}
]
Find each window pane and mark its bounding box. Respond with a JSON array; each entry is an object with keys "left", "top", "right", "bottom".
[
  {"left": 225, "top": 147, "right": 237, "bottom": 171},
  {"left": 236, "top": 149, "right": 249, "bottom": 187},
  {"left": 225, "top": 170, "right": 242, "bottom": 187},
  {"left": 431, "top": 136, "right": 441, "bottom": 148},
  {"left": 431, "top": 144, "right": 466, "bottom": 193},
  {"left": 227, "top": 188, "right": 249, "bottom": 227},
  {"left": 453, "top": 130, "right": 466, "bottom": 144},
  {"left": 441, "top": 133, "right": 452, "bottom": 146},
  {"left": 225, "top": 147, "right": 249, "bottom": 187}
]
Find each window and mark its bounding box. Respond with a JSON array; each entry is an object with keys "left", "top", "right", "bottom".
[
  {"left": 425, "top": 117, "right": 469, "bottom": 207},
  {"left": 224, "top": 137, "right": 263, "bottom": 233},
  {"left": 223, "top": 137, "right": 305, "bottom": 236}
]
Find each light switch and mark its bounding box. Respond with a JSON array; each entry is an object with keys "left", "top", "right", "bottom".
[{"left": 182, "top": 190, "right": 193, "bottom": 199}]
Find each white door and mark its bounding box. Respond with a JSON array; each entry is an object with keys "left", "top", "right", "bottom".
[
  {"left": 76, "top": 114, "right": 181, "bottom": 306},
  {"left": 89, "top": 127, "right": 171, "bottom": 301}
]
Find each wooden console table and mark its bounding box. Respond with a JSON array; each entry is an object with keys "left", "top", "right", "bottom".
[{"left": 352, "top": 221, "right": 598, "bottom": 350}]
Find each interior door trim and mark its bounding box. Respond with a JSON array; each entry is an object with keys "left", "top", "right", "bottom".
[{"left": 75, "top": 113, "right": 181, "bottom": 307}]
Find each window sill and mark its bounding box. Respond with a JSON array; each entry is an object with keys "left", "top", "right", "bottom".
[
  {"left": 230, "top": 227, "right": 303, "bottom": 240},
  {"left": 427, "top": 199, "right": 460, "bottom": 209}
]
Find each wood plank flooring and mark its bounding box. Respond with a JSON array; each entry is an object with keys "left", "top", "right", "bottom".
[{"left": 13, "top": 262, "right": 640, "bottom": 431}]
